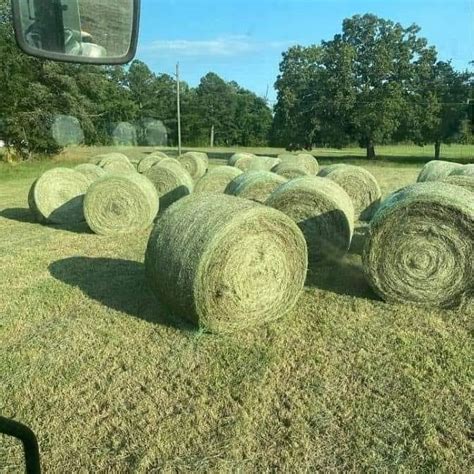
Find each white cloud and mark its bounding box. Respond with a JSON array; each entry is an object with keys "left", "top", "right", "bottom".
[{"left": 140, "top": 35, "right": 294, "bottom": 58}]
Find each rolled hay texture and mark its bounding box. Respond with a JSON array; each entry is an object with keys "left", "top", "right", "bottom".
[
  {"left": 178, "top": 152, "right": 208, "bottom": 181},
  {"left": 442, "top": 175, "right": 474, "bottom": 193},
  {"left": 266, "top": 177, "right": 354, "bottom": 264},
  {"left": 137, "top": 154, "right": 170, "bottom": 174},
  {"left": 318, "top": 164, "right": 382, "bottom": 221},
  {"left": 28, "top": 168, "right": 90, "bottom": 224},
  {"left": 225, "top": 171, "right": 287, "bottom": 203},
  {"left": 247, "top": 156, "right": 282, "bottom": 172},
  {"left": 98, "top": 153, "right": 136, "bottom": 174},
  {"left": 145, "top": 193, "right": 308, "bottom": 333},
  {"left": 230, "top": 154, "right": 264, "bottom": 172},
  {"left": 228, "top": 152, "right": 256, "bottom": 167},
  {"left": 84, "top": 173, "right": 159, "bottom": 236},
  {"left": 194, "top": 166, "right": 243, "bottom": 194},
  {"left": 149, "top": 151, "right": 169, "bottom": 160},
  {"left": 144, "top": 159, "right": 194, "bottom": 210},
  {"left": 363, "top": 182, "right": 473, "bottom": 308},
  {"left": 417, "top": 160, "right": 464, "bottom": 182},
  {"left": 272, "top": 162, "right": 311, "bottom": 180},
  {"left": 449, "top": 164, "right": 474, "bottom": 177},
  {"left": 279, "top": 153, "right": 319, "bottom": 175},
  {"left": 89, "top": 152, "right": 128, "bottom": 165},
  {"left": 74, "top": 164, "right": 106, "bottom": 185}
]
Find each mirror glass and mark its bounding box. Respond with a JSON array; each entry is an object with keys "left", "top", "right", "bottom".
[{"left": 14, "top": 0, "right": 136, "bottom": 62}]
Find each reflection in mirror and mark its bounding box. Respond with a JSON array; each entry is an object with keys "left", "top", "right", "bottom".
[{"left": 16, "top": 0, "right": 134, "bottom": 60}]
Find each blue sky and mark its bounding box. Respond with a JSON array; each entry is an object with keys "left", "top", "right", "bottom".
[{"left": 136, "top": 0, "right": 473, "bottom": 103}]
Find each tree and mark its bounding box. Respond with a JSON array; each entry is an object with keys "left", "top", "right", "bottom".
[{"left": 272, "top": 14, "right": 441, "bottom": 158}]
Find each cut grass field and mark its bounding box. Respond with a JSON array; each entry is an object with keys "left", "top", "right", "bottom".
[{"left": 0, "top": 147, "right": 472, "bottom": 472}]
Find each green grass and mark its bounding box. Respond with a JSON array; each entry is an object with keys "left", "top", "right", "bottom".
[{"left": 0, "top": 151, "right": 472, "bottom": 472}]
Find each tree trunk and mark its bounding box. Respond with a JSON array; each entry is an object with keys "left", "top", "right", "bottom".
[
  {"left": 366, "top": 140, "right": 376, "bottom": 159},
  {"left": 434, "top": 140, "right": 441, "bottom": 160}
]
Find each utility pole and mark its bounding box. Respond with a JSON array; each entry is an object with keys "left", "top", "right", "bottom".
[
  {"left": 176, "top": 62, "right": 182, "bottom": 156},
  {"left": 210, "top": 125, "right": 215, "bottom": 147}
]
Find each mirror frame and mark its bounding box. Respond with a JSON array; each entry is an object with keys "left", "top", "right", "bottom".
[{"left": 10, "top": 0, "right": 141, "bottom": 64}]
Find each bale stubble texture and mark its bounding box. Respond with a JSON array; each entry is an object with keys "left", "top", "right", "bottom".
[
  {"left": 178, "top": 152, "right": 208, "bottom": 181},
  {"left": 363, "top": 182, "right": 473, "bottom": 308},
  {"left": 279, "top": 153, "right": 319, "bottom": 175},
  {"left": 225, "top": 171, "right": 287, "bottom": 203},
  {"left": 318, "top": 164, "right": 382, "bottom": 221},
  {"left": 28, "top": 168, "right": 90, "bottom": 224},
  {"left": 417, "top": 160, "right": 464, "bottom": 182},
  {"left": 84, "top": 173, "right": 159, "bottom": 236},
  {"left": 144, "top": 159, "right": 194, "bottom": 210},
  {"left": 97, "top": 153, "right": 136, "bottom": 174},
  {"left": 449, "top": 164, "right": 474, "bottom": 178},
  {"left": 272, "top": 162, "right": 311, "bottom": 180},
  {"left": 145, "top": 194, "right": 308, "bottom": 333},
  {"left": 194, "top": 166, "right": 243, "bottom": 194},
  {"left": 266, "top": 177, "right": 354, "bottom": 265},
  {"left": 138, "top": 154, "right": 169, "bottom": 174},
  {"left": 442, "top": 175, "right": 474, "bottom": 193},
  {"left": 75, "top": 164, "right": 106, "bottom": 185}
]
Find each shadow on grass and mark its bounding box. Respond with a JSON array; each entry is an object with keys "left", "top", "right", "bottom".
[
  {"left": 48, "top": 257, "right": 196, "bottom": 332},
  {"left": 0, "top": 208, "right": 92, "bottom": 234},
  {"left": 307, "top": 254, "right": 378, "bottom": 301}
]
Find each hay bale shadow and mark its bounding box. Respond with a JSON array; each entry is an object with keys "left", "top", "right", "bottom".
[
  {"left": 0, "top": 208, "right": 36, "bottom": 224},
  {"left": 306, "top": 256, "right": 379, "bottom": 301},
  {"left": 49, "top": 257, "right": 196, "bottom": 332},
  {"left": 0, "top": 207, "right": 92, "bottom": 234},
  {"left": 349, "top": 224, "right": 370, "bottom": 256}
]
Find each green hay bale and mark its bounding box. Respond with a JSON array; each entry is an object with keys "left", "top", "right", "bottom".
[
  {"left": 84, "top": 173, "right": 159, "bottom": 236},
  {"left": 137, "top": 154, "right": 169, "bottom": 174},
  {"left": 28, "top": 168, "right": 89, "bottom": 224},
  {"left": 74, "top": 164, "right": 106, "bottom": 185},
  {"left": 318, "top": 164, "right": 382, "bottom": 221},
  {"left": 225, "top": 171, "right": 287, "bottom": 203},
  {"left": 442, "top": 175, "right": 474, "bottom": 193},
  {"left": 144, "top": 159, "right": 194, "bottom": 210},
  {"left": 272, "top": 162, "right": 311, "bottom": 179},
  {"left": 449, "top": 164, "right": 474, "bottom": 177},
  {"left": 230, "top": 154, "right": 263, "bottom": 172},
  {"left": 417, "top": 160, "right": 464, "bottom": 182},
  {"left": 178, "top": 152, "right": 208, "bottom": 181},
  {"left": 145, "top": 193, "right": 308, "bottom": 333},
  {"left": 194, "top": 166, "right": 243, "bottom": 194},
  {"left": 89, "top": 152, "right": 127, "bottom": 165},
  {"left": 266, "top": 177, "right": 354, "bottom": 265},
  {"left": 278, "top": 153, "right": 319, "bottom": 175},
  {"left": 363, "top": 182, "right": 473, "bottom": 308},
  {"left": 97, "top": 153, "right": 136, "bottom": 174},
  {"left": 228, "top": 152, "right": 256, "bottom": 167}
]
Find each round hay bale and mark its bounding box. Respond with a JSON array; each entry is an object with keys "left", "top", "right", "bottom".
[
  {"left": 417, "top": 160, "right": 464, "bottom": 182},
  {"left": 279, "top": 153, "right": 319, "bottom": 175},
  {"left": 144, "top": 159, "right": 194, "bottom": 210},
  {"left": 75, "top": 164, "right": 106, "bottom": 185},
  {"left": 228, "top": 152, "right": 255, "bottom": 167},
  {"left": 28, "top": 168, "right": 89, "bottom": 224},
  {"left": 97, "top": 153, "right": 136, "bottom": 174},
  {"left": 137, "top": 154, "right": 169, "bottom": 174},
  {"left": 272, "top": 162, "right": 311, "bottom": 180},
  {"left": 89, "top": 152, "right": 128, "bottom": 165},
  {"left": 84, "top": 173, "right": 159, "bottom": 236},
  {"left": 178, "top": 152, "right": 208, "bottom": 181},
  {"left": 318, "top": 164, "right": 382, "bottom": 221},
  {"left": 145, "top": 193, "right": 308, "bottom": 333},
  {"left": 363, "top": 182, "right": 473, "bottom": 308},
  {"left": 149, "top": 151, "right": 169, "bottom": 160},
  {"left": 266, "top": 177, "right": 354, "bottom": 264},
  {"left": 442, "top": 175, "right": 474, "bottom": 193},
  {"left": 225, "top": 171, "right": 287, "bottom": 203},
  {"left": 194, "top": 166, "right": 243, "bottom": 194},
  {"left": 449, "top": 164, "right": 474, "bottom": 178},
  {"left": 231, "top": 154, "right": 260, "bottom": 172}
]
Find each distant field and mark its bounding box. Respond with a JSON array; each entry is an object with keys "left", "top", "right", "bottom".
[{"left": 0, "top": 152, "right": 472, "bottom": 471}]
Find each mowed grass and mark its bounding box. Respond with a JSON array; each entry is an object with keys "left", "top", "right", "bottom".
[{"left": 0, "top": 149, "right": 472, "bottom": 472}]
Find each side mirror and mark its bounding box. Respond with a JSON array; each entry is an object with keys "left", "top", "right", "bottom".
[{"left": 10, "top": 0, "right": 140, "bottom": 64}]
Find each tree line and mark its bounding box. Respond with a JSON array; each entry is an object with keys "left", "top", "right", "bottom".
[
  {"left": 272, "top": 14, "right": 473, "bottom": 158},
  {"left": 0, "top": 0, "right": 472, "bottom": 159}
]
